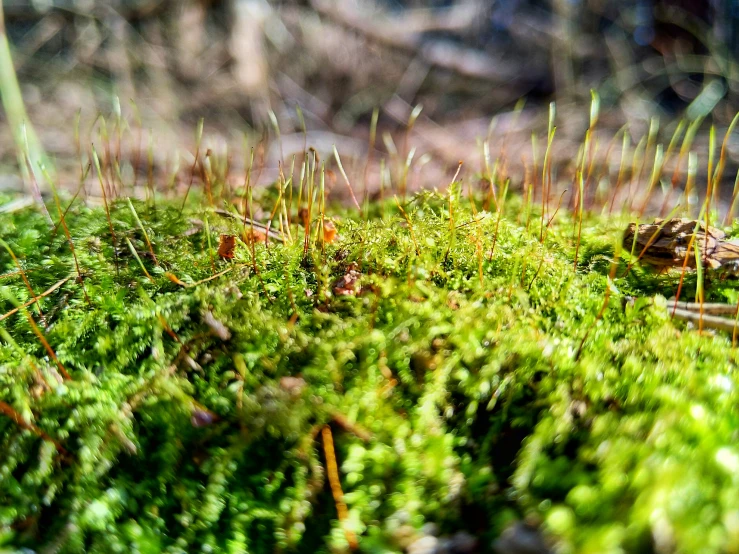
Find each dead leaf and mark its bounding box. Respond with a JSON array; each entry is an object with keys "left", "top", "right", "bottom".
[
  {"left": 166, "top": 272, "right": 187, "bottom": 286},
  {"left": 241, "top": 228, "right": 268, "bottom": 245},
  {"left": 333, "top": 263, "right": 361, "bottom": 296},
  {"left": 217, "top": 234, "right": 236, "bottom": 259},
  {"left": 203, "top": 310, "right": 231, "bottom": 341},
  {"left": 280, "top": 376, "right": 306, "bottom": 396},
  {"left": 298, "top": 208, "right": 310, "bottom": 228},
  {"left": 191, "top": 407, "right": 219, "bottom": 428},
  {"left": 323, "top": 220, "right": 338, "bottom": 243}
]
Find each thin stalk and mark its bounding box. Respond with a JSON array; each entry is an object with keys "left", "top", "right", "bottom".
[
  {"left": 443, "top": 162, "right": 463, "bottom": 264},
  {"left": 573, "top": 168, "right": 585, "bottom": 271},
  {"left": 683, "top": 152, "right": 699, "bottom": 217},
  {"left": 322, "top": 425, "right": 358, "bottom": 550},
  {"left": 333, "top": 145, "right": 361, "bottom": 212},
  {"left": 483, "top": 139, "right": 497, "bottom": 212},
  {"left": 204, "top": 215, "right": 215, "bottom": 274},
  {"left": 703, "top": 126, "right": 716, "bottom": 256},
  {"left": 608, "top": 131, "right": 630, "bottom": 214},
  {"left": 268, "top": 109, "right": 284, "bottom": 165},
  {"left": 0, "top": 401, "right": 66, "bottom": 454},
  {"left": 540, "top": 122, "right": 556, "bottom": 241},
  {"left": 363, "top": 107, "right": 379, "bottom": 212},
  {"left": 526, "top": 134, "right": 538, "bottom": 231},
  {"left": 637, "top": 144, "right": 665, "bottom": 216},
  {"left": 670, "top": 116, "right": 704, "bottom": 191},
  {"left": 394, "top": 196, "right": 419, "bottom": 256},
  {"left": 0, "top": 288, "right": 70, "bottom": 380},
  {"left": 125, "top": 237, "right": 155, "bottom": 283},
  {"left": 724, "top": 167, "right": 739, "bottom": 224},
  {"left": 626, "top": 135, "right": 647, "bottom": 212},
  {"left": 179, "top": 118, "right": 204, "bottom": 214},
  {"left": 39, "top": 165, "right": 90, "bottom": 304},
  {"left": 713, "top": 112, "right": 739, "bottom": 211},
  {"left": 490, "top": 179, "right": 510, "bottom": 259},
  {"left": 0, "top": 277, "right": 69, "bottom": 322},
  {"left": 0, "top": 239, "right": 45, "bottom": 322},
  {"left": 127, "top": 198, "right": 158, "bottom": 265},
  {"left": 92, "top": 146, "right": 119, "bottom": 274},
  {"left": 658, "top": 119, "right": 687, "bottom": 214},
  {"left": 147, "top": 128, "right": 155, "bottom": 205}
]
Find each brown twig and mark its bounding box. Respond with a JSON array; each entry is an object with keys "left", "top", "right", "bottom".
[
  {"left": 0, "top": 401, "right": 67, "bottom": 455},
  {"left": 322, "top": 425, "right": 358, "bottom": 550},
  {"left": 0, "top": 239, "right": 45, "bottom": 324},
  {"left": 0, "top": 276, "right": 70, "bottom": 323}
]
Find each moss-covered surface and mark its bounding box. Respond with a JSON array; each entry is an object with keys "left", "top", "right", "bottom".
[{"left": 2, "top": 189, "right": 739, "bottom": 554}]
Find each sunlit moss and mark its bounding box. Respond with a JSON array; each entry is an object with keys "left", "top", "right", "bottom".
[{"left": 1, "top": 191, "right": 739, "bottom": 553}]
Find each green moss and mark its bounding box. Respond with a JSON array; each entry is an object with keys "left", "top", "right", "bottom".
[{"left": 1, "top": 191, "right": 739, "bottom": 553}]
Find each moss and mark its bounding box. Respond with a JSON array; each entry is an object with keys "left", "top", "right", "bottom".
[{"left": 1, "top": 190, "right": 739, "bottom": 553}]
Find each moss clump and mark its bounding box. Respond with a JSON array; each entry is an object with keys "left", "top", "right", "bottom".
[{"left": 1, "top": 189, "right": 739, "bottom": 553}]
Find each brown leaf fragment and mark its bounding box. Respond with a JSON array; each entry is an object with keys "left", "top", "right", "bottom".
[
  {"left": 241, "top": 228, "right": 268, "bottom": 245},
  {"left": 279, "top": 376, "right": 306, "bottom": 397},
  {"left": 203, "top": 310, "right": 231, "bottom": 341},
  {"left": 191, "top": 407, "right": 219, "bottom": 428},
  {"left": 333, "top": 263, "right": 361, "bottom": 296},
  {"left": 165, "top": 272, "right": 187, "bottom": 286},
  {"left": 331, "top": 412, "right": 372, "bottom": 442},
  {"left": 217, "top": 234, "right": 236, "bottom": 259},
  {"left": 323, "top": 220, "right": 338, "bottom": 244}
]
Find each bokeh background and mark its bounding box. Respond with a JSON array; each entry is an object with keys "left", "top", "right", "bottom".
[{"left": 1, "top": 0, "right": 739, "bottom": 201}]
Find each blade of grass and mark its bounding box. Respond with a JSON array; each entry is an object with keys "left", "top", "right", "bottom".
[
  {"left": 0, "top": 2, "right": 51, "bottom": 187},
  {"left": 92, "top": 146, "right": 119, "bottom": 275}
]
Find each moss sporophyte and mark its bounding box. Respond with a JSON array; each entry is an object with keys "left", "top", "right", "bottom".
[{"left": 3, "top": 178, "right": 739, "bottom": 553}]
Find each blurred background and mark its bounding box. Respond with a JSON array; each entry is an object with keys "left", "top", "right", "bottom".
[{"left": 1, "top": 0, "right": 739, "bottom": 201}]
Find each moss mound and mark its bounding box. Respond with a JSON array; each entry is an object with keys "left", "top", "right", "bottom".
[{"left": 2, "top": 190, "right": 739, "bottom": 553}]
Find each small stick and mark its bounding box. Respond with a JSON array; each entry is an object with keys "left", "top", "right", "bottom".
[
  {"left": 0, "top": 239, "right": 45, "bottom": 323},
  {"left": 165, "top": 266, "right": 236, "bottom": 288},
  {"left": 0, "top": 276, "right": 70, "bottom": 322},
  {"left": 0, "top": 401, "right": 67, "bottom": 455},
  {"left": 1, "top": 268, "right": 38, "bottom": 279},
  {"left": 322, "top": 426, "right": 358, "bottom": 550},
  {"left": 668, "top": 299, "right": 739, "bottom": 315},
  {"left": 20, "top": 125, "right": 53, "bottom": 227},
  {"left": 671, "top": 308, "right": 739, "bottom": 334},
  {"left": 331, "top": 413, "right": 372, "bottom": 442},
  {"left": 0, "top": 289, "right": 71, "bottom": 380},
  {"left": 214, "top": 209, "right": 283, "bottom": 242}
]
